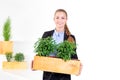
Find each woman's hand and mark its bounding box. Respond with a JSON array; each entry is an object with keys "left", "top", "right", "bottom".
[{"left": 76, "top": 62, "right": 83, "bottom": 76}]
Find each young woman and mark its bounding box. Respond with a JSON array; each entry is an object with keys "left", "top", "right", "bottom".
[{"left": 42, "top": 9, "right": 82, "bottom": 80}]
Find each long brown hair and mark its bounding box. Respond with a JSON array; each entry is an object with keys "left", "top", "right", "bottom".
[{"left": 54, "top": 9, "right": 75, "bottom": 43}]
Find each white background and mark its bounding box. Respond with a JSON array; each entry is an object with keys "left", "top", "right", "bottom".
[{"left": 0, "top": 0, "right": 120, "bottom": 80}]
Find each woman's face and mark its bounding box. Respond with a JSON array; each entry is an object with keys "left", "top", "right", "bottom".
[{"left": 54, "top": 11, "right": 67, "bottom": 31}]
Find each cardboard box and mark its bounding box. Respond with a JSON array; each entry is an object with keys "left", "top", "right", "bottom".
[
  {"left": 2, "top": 61, "right": 28, "bottom": 70},
  {"left": 33, "top": 56, "right": 80, "bottom": 75},
  {"left": 2, "top": 41, "right": 13, "bottom": 54}
]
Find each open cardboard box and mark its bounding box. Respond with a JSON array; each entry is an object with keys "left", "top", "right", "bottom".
[{"left": 32, "top": 56, "right": 80, "bottom": 75}]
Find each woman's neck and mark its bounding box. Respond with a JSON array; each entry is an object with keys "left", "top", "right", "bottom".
[{"left": 55, "top": 28, "right": 64, "bottom": 32}]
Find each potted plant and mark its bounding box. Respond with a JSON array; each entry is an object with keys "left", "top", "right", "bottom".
[
  {"left": 0, "top": 17, "right": 13, "bottom": 54},
  {"left": 32, "top": 37, "right": 80, "bottom": 75},
  {"left": 14, "top": 52, "right": 25, "bottom": 62},
  {"left": 5, "top": 52, "right": 13, "bottom": 62},
  {"left": 2, "top": 52, "right": 28, "bottom": 70}
]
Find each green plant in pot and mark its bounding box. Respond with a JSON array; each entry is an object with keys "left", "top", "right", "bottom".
[
  {"left": 3, "top": 52, "right": 27, "bottom": 69},
  {"left": 1, "top": 17, "right": 13, "bottom": 54},
  {"left": 14, "top": 52, "right": 25, "bottom": 62},
  {"left": 32, "top": 39, "right": 80, "bottom": 75},
  {"left": 5, "top": 52, "right": 13, "bottom": 62},
  {"left": 56, "top": 40, "right": 76, "bottom": 61},
  {"left": 34, "top": 37, "right": 56, "bottom": 56}
]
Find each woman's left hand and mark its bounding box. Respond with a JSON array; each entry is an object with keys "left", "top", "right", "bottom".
[{"left": 76, "top": 62, "right": 83, "bottom": 76}]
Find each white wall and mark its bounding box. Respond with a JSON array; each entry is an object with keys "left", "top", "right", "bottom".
[{"left": 0, "top": 0, "right": 120, "bottom": 80}]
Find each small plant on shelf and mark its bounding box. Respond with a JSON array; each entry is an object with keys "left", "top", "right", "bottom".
[
  {"left": 3, "top": 17, "right": 11, "bottom": 41},
  {"left": 5, "top": 52, "right": 13, "bottom": 62},
  {"left": 5, "top": 52, "right": 25, "bottom": 62},
  {"left": 14, "top": 52, "right": 25, "bottom": 62}
]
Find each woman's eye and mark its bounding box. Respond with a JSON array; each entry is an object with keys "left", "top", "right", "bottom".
[
  {"left": 56, "top": 17, "right": 59, "bottom": 19},
  {"left": 61, "top": 17, "right": 65, "bottom": 19}
]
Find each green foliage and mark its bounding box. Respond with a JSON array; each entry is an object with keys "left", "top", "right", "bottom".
[
  {"left": 56, "top": 41, "right": 76, "bottom": 61},
  {"left": 14, "top": 52, "right": 25, "bottom": 62},
  {"left": 3, "top": 17, "right": 11, "bottom": 41},
  {"left": 5, "top": 52, "right": 13, "bottom": 62},
  {"left": 34, "top": 37, "right": 56, "bottom": 56},
  {"left": 34, "top": 37, "right": 76, "bottom": 61}
]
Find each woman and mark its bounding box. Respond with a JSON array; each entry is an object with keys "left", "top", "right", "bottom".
[{"left": 42, "top": 9, "right": 82, "bottom": 80}]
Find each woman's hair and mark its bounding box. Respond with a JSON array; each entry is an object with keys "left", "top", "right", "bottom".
[{"left": 54, "top": 9, "right": 75, "bottom": 43}]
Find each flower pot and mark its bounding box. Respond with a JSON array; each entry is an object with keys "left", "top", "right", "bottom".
[
  {"left": 2, "top": 61, "right": 28, "bottom": 70},
  {"left": 32, "top": 56, "right": 80, "bottom": 75},
  {"left": 1, "top": 41, "right": 13, "bottom": 54}
]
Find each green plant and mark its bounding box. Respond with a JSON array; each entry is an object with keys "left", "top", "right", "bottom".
[
  {"left": 14, "top": 52, "right": 25, "bottom": 62},
  {"left": 3, "top": 17, "right": 11, "bottom": 41},
  {"left": 5, "top": 52, "right": 13, "bottom": 62},
  {"left": 56, "top": 40, "right": 76, "bottom": 61},
  {"left": 34, "top": 37, "right": 56, "bottom": 56}
]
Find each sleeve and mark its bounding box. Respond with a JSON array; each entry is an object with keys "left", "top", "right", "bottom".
[{"left": 71, "top": 35, "right": 78, "bottom": 59}]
